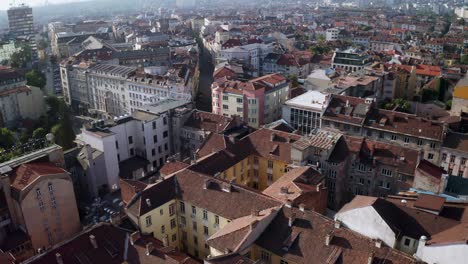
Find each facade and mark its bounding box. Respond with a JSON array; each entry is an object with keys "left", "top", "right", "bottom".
[
  {"left": 451, "top": 77, "right": 468, "bottom": 117},
  {"left": 0, "top": 67, "right": 45, "bottom": 128},
  {"left": 0, "top": 144, "right": 80, "bottom": 262},
  {"left": 282, "top": 90, "right": 328, "bottom": 135},
  {"left": 331, "top": 49, "right": 370, "bottom": 72},
  {"left": 0, "top": 41, "right": 21, "bottom": 63},
  {"left": 326, "top": 28, "right": 340, "bottom": 41},
  {"left": 212, "top": 74, "right": 289, "bottom": 128},
  {"left": 7, "top": 5, "right": 37, "bottom": 60},
  {"left": 321, "top": 94, "right": 445, "bottom": 165},
  {"left": 440, "top": 132, "right": 468, "bottom": 178},
  {"left": 217, "top": 43, "right": 273, "bottom": 77}
]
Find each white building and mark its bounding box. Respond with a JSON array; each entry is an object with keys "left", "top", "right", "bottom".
[
  {"left": 282, "top": 90, "right": 328, "bottom": 135},
  {"left": 326, "top": 28, "right": 340, "bottom": 41},
  {"left": 0, "top": 68, "right": 45, "bottom": 128},
  {"left": 75, "top": 99, "right": 193, "bottom": 197},
  {"left": 217, "top": 43, "right": 273, "bottom": 77}
]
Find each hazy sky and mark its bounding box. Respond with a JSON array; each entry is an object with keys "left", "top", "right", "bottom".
[{"left": 0, "top": 0, "right": 87, "bottom": 10}]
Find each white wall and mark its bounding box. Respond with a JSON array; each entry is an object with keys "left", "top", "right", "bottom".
[
  {"left": 335, "top": 207, "right": 396, "bottom": 248},
  {"left": 416, "top": 243, "right": 468, "bottom": 264}
]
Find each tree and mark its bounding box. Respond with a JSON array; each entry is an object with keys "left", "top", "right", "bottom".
[
  {"left": 0, "top": 128, "right": 15, "bottom": 148},
  {"left": 51, "top": 101, "right": 75, "bottom": 150},
  {"left": 383, "top": 98, "right": 411, "bottom": 112},
  {"left": 289, "top": 74, "right": 299, "bottom": 87},
  {"left": 26, "top": 69, "right": 47, "bottom": 89},
  {"left": 32, "top": 128, "right": 47, "bottom": 139},
  {"left": 10, "top": 45, "right": 32, "bottom": 69},
  {"left": 461, "top": 54, "right": 468, "bottom": 65}
]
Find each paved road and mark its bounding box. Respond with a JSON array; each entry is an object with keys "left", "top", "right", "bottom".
[{"left": 196, "top": 50, "right": 214, "bottom": 112}]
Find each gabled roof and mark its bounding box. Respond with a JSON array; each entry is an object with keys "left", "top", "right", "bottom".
[{"left": 10, "top": 162, "right": 67, "bottom": 191}]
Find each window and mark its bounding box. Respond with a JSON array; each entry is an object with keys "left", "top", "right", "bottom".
[
  {"left": 428, "top": 153, "right": 434, "bottom": 160},
  {"left": 180, "top": 201, "right": 185, "bottom": 214},
  {"left": 164, "top": 143, "right": 168, "bottom": 151},
  {"left": 404, "top": 137, "right": 410, "bottom": 143},
  {"left": 358, "top": 163, "right": 366, "bottom": 172},
  {"left": 404, "top": 238, "right": 411, "bottom": 246},
  {"left": 130, "top": 148, "right": 135, "bottom": 156},
  {"left": 448, "top": 168, "right": 453, "bottom": 175},
  {"left": 163, "top": 117, "right": 167, "bottom": 125},
  {"left": 153, "top": 135, "right": 158, "bottom": 143},
  {"left": 261, "top": 250, "right": 271, "bottom": 262},
  {"left": 450, "top": 155, "right": 456, "bottom": 163},
  {"left": 169, "top": 203, "right": 175, "bottom": 216},
  {"left": 442, "top": 153, "right": 447, "bottom": 161},
  {"left": 462, "top": 158, "right": 467, "bottom": 165},
  {"left": 223, "top": 105, "right": 229, "bottom": 110},
  {"left": 192, "top": 206, "right": 196, "bottom": 215},
  {"left": 193, "top": 236, "right": 198, "bottom": 245},
  {"left": 359, "top": 178, "right": 365, "bottom": 185},
  {"left": 458, "top": 170, "right": 464, "bottom": 177},
  {"left": 417, "top": 139, "right": 423, "bottom": 146},
  {"left": 236, "top": 98, "right": 243, "bottom": 103},
  {"left": 182, "top": 231, "right": 187, "bottom": 241},
  {"left": 152, "top": 121, "right": 156, "bottom": 129},
  {"left": 222, "top": 95, "right": 228, "bottom": 101},
  {"left": 115, "top": 141, "right": 119, "bottom": 149},
  {"left": 192, "top": 221, "right": 197, "bottom": 231},
  {"left": 237, "top": 107, "right": 243, "bottom": 112},
  {"left": 128, "top": 136, "right": 133, "bottom": 144},
  {"left": 280, "top": 260, "right": 289, "bottom": 264},
  {"left": 381, "top": 168, "right": 393, "bottom": 177},
  {"left": 161, "top": 225, "right": 165, "bottom": 233},
  {"left": 203, "top": 210, "right": 208, "bottom": 220},
  {"left": 215, "top": 215, "right": 219, "bottom": 225},
  {"left": 180, "top": 216, "right": 186, "bottom": 226},
  {"left": 158, "top": 146, "right": 162, "bottom": 153},
  {"left": 171, "top": 218, "right": 176, "bottom": 229},
  {"left": 160, "top": 209, "right": 164, "bottom": 215},
  {"left": 267, "top": 174, "right": 273, "bottom": 182},
  {"left": 152, "top": 149, "right": 156, "bottom": 156},
  {"left": 390, "top": 134, "right": 398, "bottom": 141},
  {"left": 204, "top": 226, "right": 209, "bottom": 235},
  {"left": 430, "top": 142, "right": 436, "bottom": 149},
  {"left": 172, "top": 234, "right": 177, "bottom": 242},
  {"left": 145, "top": 216, "right": 152, "bottom": 227},
  {"left": 163, "top": 131, "right": 168, "bottom": 138},
  {"left": 268, "top": 160, "right": 273, "bottom": 169}
]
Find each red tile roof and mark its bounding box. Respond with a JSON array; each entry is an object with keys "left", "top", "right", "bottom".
[{"left": 10, "top": 162, "right": 66, "bottom": 191}]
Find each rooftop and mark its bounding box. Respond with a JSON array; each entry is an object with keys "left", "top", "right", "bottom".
[{"left": 285, "top": 90, "right": 328, "bottom": 111}]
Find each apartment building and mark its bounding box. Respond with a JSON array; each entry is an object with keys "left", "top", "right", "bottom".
[
  {"left": 336, "top": 194, "right": 468, "bottom": 264},
  {"left": 192, "top": 128, "right": 302, "bottom": 191},
  {"left": 0, "top": 67, "right": 45, "bottom": 128},
  {"left": 369, "top": 35, "right": 404, "bottom": 52},
  {"left": 124, "top": 165, "right": 419, "bottom": 264},
  {"left": 212, "top": 74, "right": 289, "bottom": 128},
  {"left": 282, "top": 90, "right": 328, "bottom": 135},
  {"left": 325, "top": 27, "right": 340, "bottom": 41},
  {"left": 0, "top": 143, "right": 80, "bottom": 262},
  {"left": 331, "top": 49, "right": 371, "bottom": 72},
  {"left": 440, "top": 132, "right": 468, "bottom": 178},
  {"left": 451, "top": 77, "right": 468, "bottom": 116},
  {"left": 7, "top": 5, "right": 37, "bottom": 60},
  {"left": 322, "top": 94, "right": 445, "bottom": 164},
  {"left": 217, "top": 43, "right": 273, "bottom": 77},
  {"left": 23, "top": 223, "right": 198, "bottom": 264}
]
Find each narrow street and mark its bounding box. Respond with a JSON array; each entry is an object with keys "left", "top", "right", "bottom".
[{"left": 196, "top": 49, "right": 214, "bottom": 112}]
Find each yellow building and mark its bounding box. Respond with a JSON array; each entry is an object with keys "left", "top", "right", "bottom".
[
  {"left": 451, "top": 77, "right": 468, "bottom": 116},
  {"left": 125, "top": 169, "right": 281, "bottom": 260},
  {"left": 192, "top": 128, "right": 301, "bottom": 192}
]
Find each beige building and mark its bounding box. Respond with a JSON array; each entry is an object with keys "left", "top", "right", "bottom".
[
  {"left": 0, "top": 144, "right": 81, "bottom": 261},
  {"left": 451, "top": 77, "right": 468, "bottom": 116}
]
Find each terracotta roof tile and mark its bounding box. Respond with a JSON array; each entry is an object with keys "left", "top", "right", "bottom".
[{"left": 10, "top": 162, "right": 66, "bottom": 191}]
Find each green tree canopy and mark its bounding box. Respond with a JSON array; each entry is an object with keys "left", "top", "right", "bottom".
[
  {"left": 10, "top": 45, "right": 32, "bottom": 69},
  {"left": 26, "top": 69, "right": 47, "bottom": 89},
  {"left": 51, "top": 101, "right": 75, "bottom": 150},
  {"left": 383, "top": 98, "right": 412, "bottom": 112},
  {"left": 32, "top": 128, "right": 47, "bottom": 139},
  {"left": 0, "top": 128, "right": 15, "bottom": 148}
]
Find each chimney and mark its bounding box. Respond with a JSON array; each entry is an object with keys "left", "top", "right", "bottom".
[
  {"left": 130, "top": 231, "right": 141, "bottom": 246},
  {"left": 89, "top": 234, "right": 98, "bottom": 249},
  {"left": 367, "top": 252, "right": 374, "bottom": 264},
  {"left": 325, "top": 232, "right": 333, "bottom": 246},
  {"left": 56, "top": 253, "right": 64, "bottom": 264},
  {"left": 334, "top": 220, "right": 341, "bottom": 229},
  {"left": 162, "top": 234, "right": 169, "bottom": 247},
  {"left": 285, "top": 199, "right": 293, "bottom": 208},
  {"left": 418, "top": 236, "right": 427, "bottom": 248},
  {"left": 146, "top": 198, "right": 151, "bottom": 207},
  {"left": 146, "top": 242, "right": 154, "bottom": 255},
  {"left": 288, "top": 213, "right": 296, "bottom": 227},
  {"left": 375, "top": 239, "right": 382, "bottom": 248},
  {"left": 280, "top": 186, "right": 289, "bottom": 194},
  {"left": 299, "top": 203, "right": 306, "bottom": 212}
]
